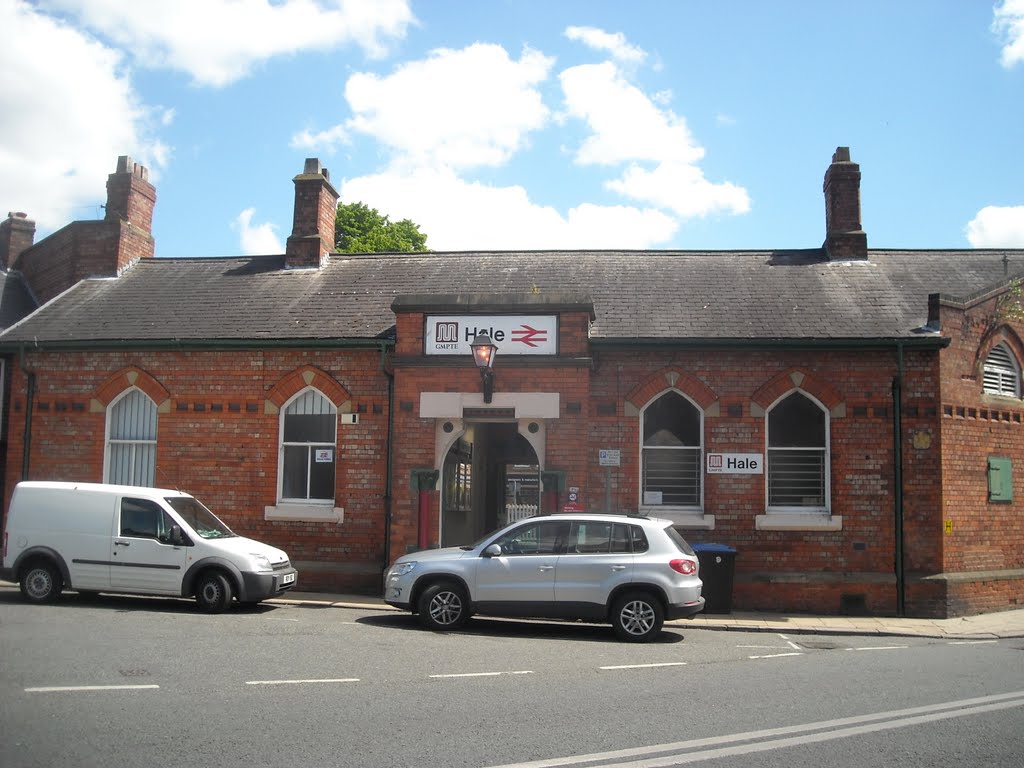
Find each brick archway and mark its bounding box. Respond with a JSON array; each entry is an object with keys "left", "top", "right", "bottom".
[
  {"left": 625, "top": 367, "right": 719, "bottom": 413},
  {"left": 976, "top": 325, "right": 1024, "bottom": 379},
  {"left": 265, "top": 365, "right": 351, "bottom": 413},
  {"left": 750, "top": 369, "right": 845, "bottom": 416},
  {"left": 91, "top": 366, "right": 170, "bottom": 411}
]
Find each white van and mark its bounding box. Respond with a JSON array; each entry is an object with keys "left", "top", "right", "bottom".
[{"left": 1, "top": 481, "right": 297, "bottom": 612}]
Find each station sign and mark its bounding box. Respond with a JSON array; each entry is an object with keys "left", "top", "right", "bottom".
[
  {"left": 706, "top": 453, "right": 763, "bottom": 474},
  {"left": 425, "top": 315, "right": 557, "bottom": 356}
]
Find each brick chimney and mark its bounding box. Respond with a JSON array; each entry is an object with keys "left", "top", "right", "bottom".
[
  {"left": 106, "top": 155, "right": 157, "bottom": 272},
  {"left": 286, "top": 158, "right": 339, "bottom": 269},
  {"left": 0, "top": 211, "right": 36, "bottom": 270},
  {"left": 106, "top": 155, "right": 156, "bottom": 233},
  {"left": 823, "top": 146, "right": 867, "bottom": 261}
]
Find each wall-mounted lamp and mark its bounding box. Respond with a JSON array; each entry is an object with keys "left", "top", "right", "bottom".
[{"left": 470, "top": 333, "right": 498, "bottom": 403}]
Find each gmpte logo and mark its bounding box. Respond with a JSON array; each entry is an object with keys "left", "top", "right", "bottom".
[
  {"left": 435, "top": 322, "right": 459, "bottom": 347},
  {"left": 708, "top": 454, "right": 723, "bottom": 469}
]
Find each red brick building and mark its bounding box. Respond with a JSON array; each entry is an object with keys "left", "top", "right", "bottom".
[{"left": 1, "top": 149, "right": 1022, "bottom": 618}]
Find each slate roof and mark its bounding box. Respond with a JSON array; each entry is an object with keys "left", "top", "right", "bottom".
[
  {"left": 0, "top": 270, "right": 38, "bottom": 331},
  {"left": 1, "top": 248, "right": 1023, "bottom": 347}
]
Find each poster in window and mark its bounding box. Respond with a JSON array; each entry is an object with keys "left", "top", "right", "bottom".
[{"left": 315, "top": 449, "right": 333, "bottom": 463}]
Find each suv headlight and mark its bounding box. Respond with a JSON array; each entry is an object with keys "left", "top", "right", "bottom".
[
  {"left": 250, "top": 554, "right": 273, "bottom": 573},
  {"left": 392, "top": 562, "right": 417, "bottom": 576}
]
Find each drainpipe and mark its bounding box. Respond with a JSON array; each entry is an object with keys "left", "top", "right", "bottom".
[
  {"left": 381, "top": 342, "right": 394, "bottom": 576},
  {"left": 19, "top": 344, "right": 35, "bottom": 480},
  {"left": 892, "top": 342, "right": 905, "bottom": 617}
]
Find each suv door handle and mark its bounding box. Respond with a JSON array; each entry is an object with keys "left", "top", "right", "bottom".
[
  {"left": 538, "top": 565, "right": 554, "bottom": 572},
  {"left": 610, "top": 565, "right": 626, "bottom": 571}
]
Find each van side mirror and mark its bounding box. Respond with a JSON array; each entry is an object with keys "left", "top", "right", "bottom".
[{"left": 169, "top": 525, "right": 185, "bottom": 545}]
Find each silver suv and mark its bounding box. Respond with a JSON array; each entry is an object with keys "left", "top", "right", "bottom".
[{"left": 384, "top": 513, "right": 705, "bottom": 642}]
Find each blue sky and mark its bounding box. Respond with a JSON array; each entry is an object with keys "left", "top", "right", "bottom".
[{"left": 2, "top": 1, "right": 1023, "bottom": 256}]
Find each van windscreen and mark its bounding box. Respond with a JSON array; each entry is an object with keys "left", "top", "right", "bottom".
[{"left": 166, "top": 497, "right": 236, "bottom": 539}]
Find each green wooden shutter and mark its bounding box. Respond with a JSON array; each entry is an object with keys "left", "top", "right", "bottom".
[{"left": 988, "top": 456, "right": 1013, "bottom": 503}]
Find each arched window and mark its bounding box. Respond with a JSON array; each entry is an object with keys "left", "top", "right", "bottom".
[
  {"left": 280, "top": 388, "right": 337, "bottom": 502},
  {"left": 983, "top": 342, "right": 1021, "bottom": 397},
  {"left": 106, "top": 388, "right": 158, "bottom": 487},
  {"left": 767, "top": 392, "right": 829, "bottom": 511},
  {"left": 641, "top": 391, "right": 702, "bottom": 509}
]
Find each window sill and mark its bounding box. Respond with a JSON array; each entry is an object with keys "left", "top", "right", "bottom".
[
  {"left": 755, "top": 513, "right": 841, "bottom": 531},
  {"left": 640, "top": 509, "right": 715, "bottom": 530},
  {"left": 264, "top": 504, "right": 344, "bottom": 524}
]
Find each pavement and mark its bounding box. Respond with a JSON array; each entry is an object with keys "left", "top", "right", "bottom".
[
  {"left": 3, "top": 580, "right": 1021, "bottom": 639},
  {"left": 267, "top": 590, "right": 1024, "bottom": 640}
]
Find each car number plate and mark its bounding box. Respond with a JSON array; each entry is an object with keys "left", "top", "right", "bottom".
[{"left": 282, "top": 573, "right": 296, "bottom": 585}]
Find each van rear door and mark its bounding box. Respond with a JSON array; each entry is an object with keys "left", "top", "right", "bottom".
[{"left": 110, "top": 496, "right": 188, "bottom": 595}]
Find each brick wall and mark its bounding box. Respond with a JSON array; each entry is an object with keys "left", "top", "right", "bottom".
[
  {"left": 929, "top": 295, "right": 1024, "bottom": 615},
  {"left": 4, "top": 347, "right": 392, "bottom": 593},
  {"left": 5, "top": 299, "right": 1022, "bottom": 615}
]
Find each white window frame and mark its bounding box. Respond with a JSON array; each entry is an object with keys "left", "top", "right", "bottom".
[
  {"left": 277, "top": 387, "right": 338, "bottom": 505},
  {"left": 758, "top": 389, "right": 840, "bottom": 531},
  {"left": 104, "top": 387, "right": 158, "bottom": 487},
  {"left": 983, "top": 342, "right": 1021, "bottom": 397},
  {"left": 638, "top": 389, "right": 713, "bottom": 529}
]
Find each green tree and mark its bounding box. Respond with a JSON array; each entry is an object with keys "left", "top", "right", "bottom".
[{"left": 335, "top": 201, "right": 429, "bottom": 253}]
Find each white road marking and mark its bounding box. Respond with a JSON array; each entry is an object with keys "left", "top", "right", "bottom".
[
  {"left": 25, "top": 684, "right": 160, "bottom": 693},
  {"left": 484, "top": 690, "right": 1024, "bottom": 768},
  {"left": 429, "top": 670, "right": 534, "bottom": 679},
  {"left": 748, "top": 652, "right": 804, "bottom": 659},
  {"left": 600, "top": 662, "right": 688, "bottom": 670},
  {"left": 948, "top": 640, "right": 998, "bottom": 645},
  {"left": 243, "top": 684, "right": 360, "bottom": 688},
  {"left": 845, "top": 645, "right": 908, "bottom": 651}
]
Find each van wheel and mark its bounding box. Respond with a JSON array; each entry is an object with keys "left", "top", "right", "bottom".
[
  {"left": 417, "top": 582, "right": 470, "bottom": 631},
  {"left": 611, "top": 591, "right": 664, "bottom": 642},
  {"left": 195, "top": 572, "right": 233, "bottom": 613},
  {"left": 20, "top": 561, "right": 62, "bottom": 603}
]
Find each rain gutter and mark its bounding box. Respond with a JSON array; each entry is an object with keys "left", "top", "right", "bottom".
[
  {"left": 0, "top": 337, "right": 393, "bottom": 352},
  {"left": 589, "top": 336, "right": 950, "bottom": 350}
]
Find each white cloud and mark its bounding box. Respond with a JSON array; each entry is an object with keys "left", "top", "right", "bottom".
[
  {"left": 344, "top": 43, "right": 554, "bottom": 169},
  {"left": 606, "top": 161, "right": 750, "bottom": 218},
  {"left": 565, "top": 26, "right": 647, "bottom": 64},
  {"left": 234, "top": 208, "right": 283, "bottom": 254},
  {"left": 290, "top": 125, "right": 351, "bottom": 153},
  {"left": 561, "top": 62, "right": 703, "bottom": 166},
  {"left": 0, "top": 0, "right": 167, "bottom": 231},
  {"left": 994, "top": 0, "right": 1024, "bottom": 68},
  {"left": 966, "top": 206, "right": 1024, "bottom": 247},
  {"left": 560, "top": 61, "right": 749, "bottom": 218},
  {"left": 37, "top": 0, "right": 415, "bottom": 87},
  {"left": 341, "top": 166, "right": 678, "bottom": 251}
]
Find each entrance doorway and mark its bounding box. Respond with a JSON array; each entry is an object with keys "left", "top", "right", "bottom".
[{"left": 440, "top": 422, "right": 540, "bottom": 547}]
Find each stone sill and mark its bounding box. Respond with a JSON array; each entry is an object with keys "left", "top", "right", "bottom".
[
  {"left": 756, "top": 513, "right": 842, "bottom": 531},
  {"left": 264, "top": 504, "right": 344, "bottom": 524}
]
